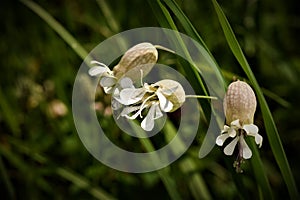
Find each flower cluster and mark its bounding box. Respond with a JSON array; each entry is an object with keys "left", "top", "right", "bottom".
[
  {"left": 89, "top": 42, "right": 215, "bottom": 132},
  {"left": 216, "top": 80, "right": 263, "bottom": 172}
]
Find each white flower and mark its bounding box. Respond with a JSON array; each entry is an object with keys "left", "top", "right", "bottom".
[
  {"left": 113, "top": 78, "right": 185, "bottom": 131},
  {"left": 88, "top": 60, "right": 117, "bottom": 94},
  {"left": 216, "top": 119, "right": 263, "bottom": 159},
  {"left": 217, "top": 80, "right": 262, "bottom": 172}
]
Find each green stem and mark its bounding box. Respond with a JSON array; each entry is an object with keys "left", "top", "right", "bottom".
[{"left": 185, "top": 95, "right": 218, "bottom": 100}]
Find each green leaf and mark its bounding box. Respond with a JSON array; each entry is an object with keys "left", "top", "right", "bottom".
[
  {"left": 149, "top": 0, "right": 227, "bottom": 159},
  {"left": 211, "top": 0, "right": 299, "bottom": 199},
  {"left": 161, "top": 0, "right": 225, "bottom": 86}
]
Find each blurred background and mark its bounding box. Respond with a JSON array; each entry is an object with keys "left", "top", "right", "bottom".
[{"left": 1, "top": 0, "right": 299, "bottom": 199}]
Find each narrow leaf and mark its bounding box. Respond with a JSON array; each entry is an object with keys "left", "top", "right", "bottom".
[
  {"left": 20, "top": 0, "right": 89, "bottom": 60},
  {"left": 211, "top": 0, "right": 298, "bottom": 198}
]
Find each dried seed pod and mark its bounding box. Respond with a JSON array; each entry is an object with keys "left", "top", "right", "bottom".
[
  {"left": 223, "top": 80, "right": 257, "bottom": 125},
  {"left": 154, "top": 79, "right": 186, "bottom": 112},
  {"left": 113, "top": 42, "right": 158, "bottom": 80}
]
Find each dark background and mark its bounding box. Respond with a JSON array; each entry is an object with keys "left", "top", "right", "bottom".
[{"left": 1, "top": 0, "right": 299, "bottom": 199}]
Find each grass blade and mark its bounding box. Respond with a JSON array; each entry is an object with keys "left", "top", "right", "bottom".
[
  {"left": 56, "top": 167, "right": 117, "bottom": 200},
  {"left": 151, "top": 0, "right": 227, "bottom": 162},
  {"left": 157, "top": 0, "right": 228, "bottom": 158},
  {"left": 162, "top": 0, "right": 224, "bottom": 82},
  {"left": 0, "top": 155, "right": 15, "bottom": 200},
  {"left": 211, "top": 0, "right": 299, "bottom": 198},
  {"left": 130, "top": 121, "right": 182, "bottom": 200},
  {"left": 2, "top": 137, "right": 116, "bottom": 200},
  {"left": 162, "top": 0, "right": 209, "bottom": 53},
  {"left": 95, "top": 0, "right": 120, "bottom": 33},
  {"left": 20, "top": 0, "right": 89, "bottom": 60},
  {"left": 164, "top": 121, "right": 212, "bottom": 200},
  {"left": 148, "top": 0, "right": 213, "bottom": 119}
]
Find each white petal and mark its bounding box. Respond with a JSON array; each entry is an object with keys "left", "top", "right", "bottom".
[
  {"left": 216, "top": 133, "right": 230, "bottom": 146},
  {"left": 100, "top": 77, "right": 117, "bottom": 87},
  {"left": 124, "top": 110, "right": 141, "bottom": 120},
  {"left": 121, "top": 101, "right": 152, "bottom": 120},
  {"left": 139, "top": 98, "right": 152, "bottom": 112},
  {"left": 153, "top": 103, "right": 163, "bottom": 119},
  {"left": 88, "top": 66, "right": 107, "bottom": 76},
  {"left": 119, "top": 77, "right": 134, "bottom": 88},
  {"left": 231, "top": 119, "right": 241, "bottom": 128},
  {"left": 122, "top": 103, "right": 150, "bottom": 120},
  {"left": 243, "top": 124, "right": 263, "bottom": 148},
  {"left": 157, "top": 91, "right": 173, "bottom": 112},
  {"left": 228, "top": 127, "right": 237, "bottom": 137},
  {"left": 243, "top": 124, "right": 259, "bottom": 135},
  {"left": 240, "top": 136, "right": 252, "bottom": 159},
  {"left": 119, "top": 88, "right": 146, "bottom": 105},
  {"left": 141, "top": 105, "right": 156, "bottom": 131},
  {"left": 221, "top": 125, "right": 230, "bottom": 134},
  {"left": 224, "top": 136, "right": 239, "bottom": 156},
  {"left": 120, "top": 106, "right": 141, "bottom": 118},
  {"left": 255, "top": 134, "right": 263, "bottom": 148}
]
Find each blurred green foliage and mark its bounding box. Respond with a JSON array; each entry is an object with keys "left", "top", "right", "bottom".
[{"left": 0, "top": 0, "right": 299, "bottom": 199}]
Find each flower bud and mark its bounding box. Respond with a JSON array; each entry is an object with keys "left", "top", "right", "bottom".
[
  {"left": 113, "top": 43, "right": 158, "bottom": 80},
  {"left": 223, "top": 80, "right": 257, "bottom": 125},
  {"left": 154, "top": 79, "right": 186, "bottom": 112}
]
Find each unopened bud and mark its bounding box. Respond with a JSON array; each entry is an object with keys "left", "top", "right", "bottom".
[{"left": 223, "top": 80, "right": 257, "bottom": 125}]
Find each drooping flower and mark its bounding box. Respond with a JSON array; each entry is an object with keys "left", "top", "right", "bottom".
[
  {"left": 216, "top": 80, "right": 263, "bottom": 172},
  {"left": 88, "top": 42, "right": 217, "bottom": 132},
  {"left": 88, "top": 42, "right": 160, "bottom": 94},
  {"left": 113, "top": 78, "right": 185, "bottom": 131}
]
